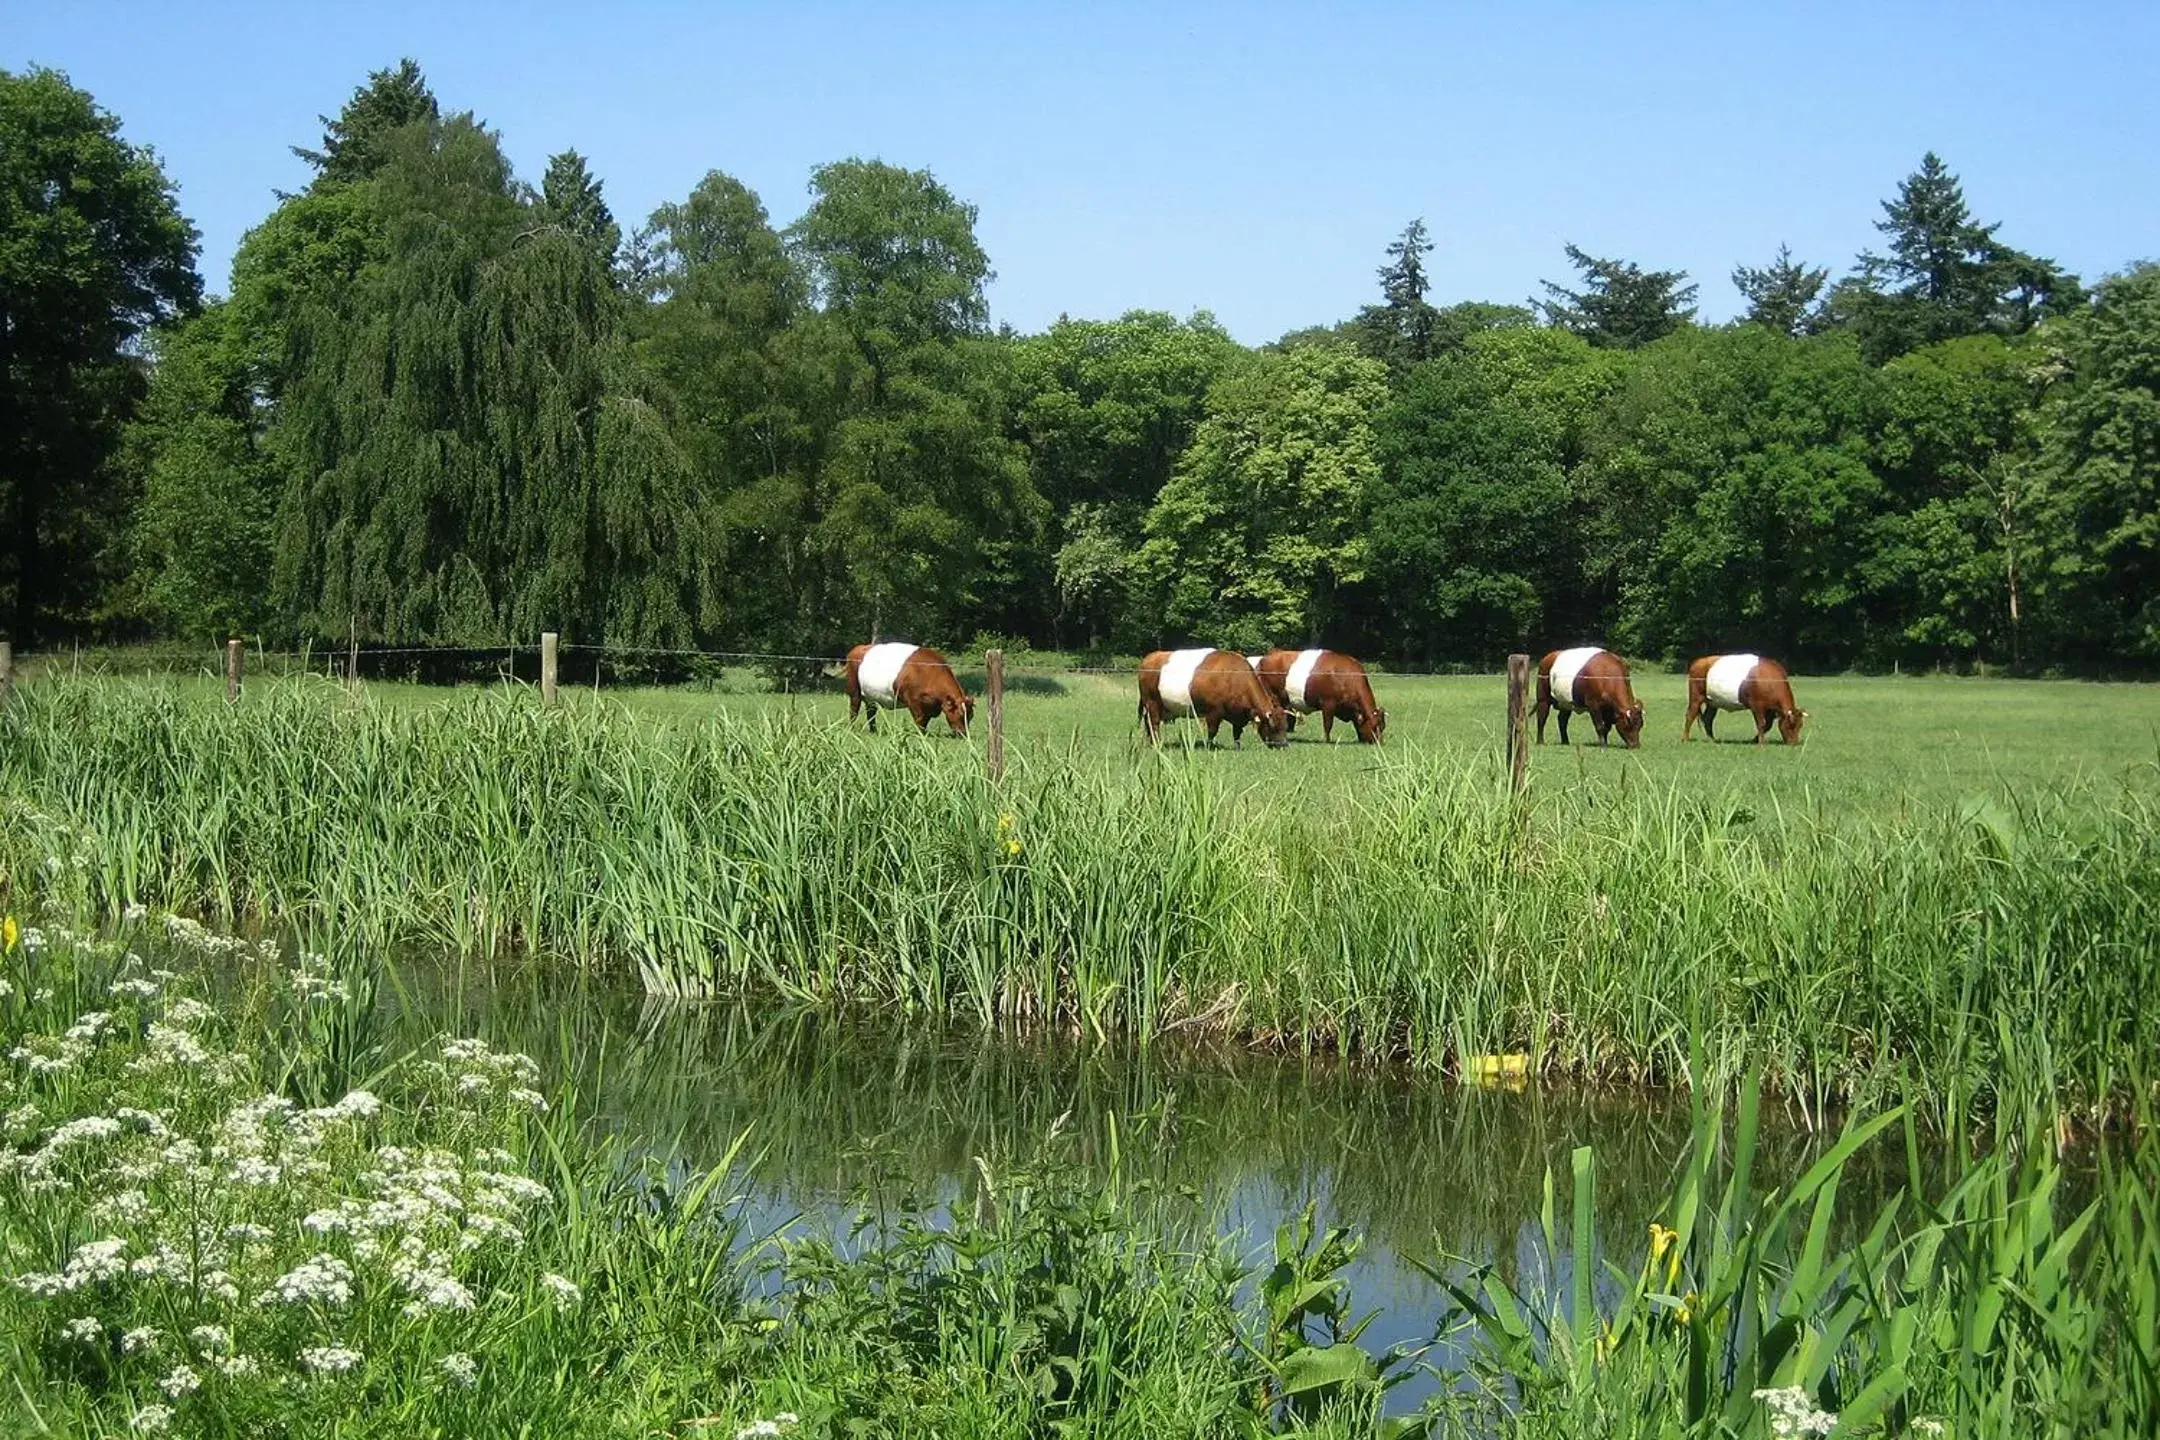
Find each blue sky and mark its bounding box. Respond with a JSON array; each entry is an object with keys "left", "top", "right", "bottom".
[{"left": 8, "top": 1, "right": 2156, "bottom": 344}]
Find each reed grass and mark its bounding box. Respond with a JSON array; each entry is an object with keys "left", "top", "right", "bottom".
[{"left": 2, "top": 680, "right": 2155, "bottom": 1124}]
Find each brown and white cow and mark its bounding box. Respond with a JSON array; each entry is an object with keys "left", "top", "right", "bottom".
[
  {"left": 1253, "top": 648, "right": 1387, "bottom": 743},
  {"left": 1683, "top": 654, "right": 1805, "bottom": 745},
  {"left": 845, "top": 642, "right": 974, "bottom": 737},
  {"left": 1138, "top": 648, "right": 1290, "bottom": 748},
  {"left": 1536, "top": 647, "right": 1645, "bottom": 748}
]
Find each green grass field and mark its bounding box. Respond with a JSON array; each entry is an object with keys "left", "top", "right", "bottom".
[
  {"left": 3, "top": 668, "right": 2154, "bottom": 1121},
  {"left": 61, "top": 657, "right": 2155, "bottom": 819},
  {"left": 594, "top": 665, "right": 2160, "bottom": 818}
]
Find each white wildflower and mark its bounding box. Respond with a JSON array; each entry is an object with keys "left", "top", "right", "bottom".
[
  {"left": 124, "top": 902, "right": 148, "bottom": 923},
  {"left": 93, "top": 1190, "right": 151, "bottom": 1224},
  {"left": 223, "top": 1222, "right": 273, "bottom": 1244},
  {"left": 63, "top": 1010, "right": 114, "bottom": 1042},
  {"left": 297, "top": 1344, "right": 364, "bottom": 1376},
  {"left": 109, "top": 977, "right": 161, "bottom": 1000},
  {"left": 15, "top": 1236, "right": 131, "bottom": 1295},
  {"left": 64, "top": 1316, "right": 103, "bottom": 1343},
  {"left": 399, "top": 1268, "right": 477, "bottom": 1316},
  {"left": 132, "top": 1404, "right": 174, "bottom": 1434},
  {"left": 164, "top": 997, "right": 215, "bottom": 1027},
  {"left": 122, "top": 1326, "right": 162, "bottom": 1354},
  {"left": 21, "top": 925, "right": 46, "bottom": 950},
  {"left": 158, "top": 1364, "right": 201, "bottom": 1398},
  {"left": 215, "top": 1353, "right": 261, "bottom": 1378},
  {"left": 3, "top": 1103, "right": 38, "bottom": 1131},
  {"left": 257, "top": 1254, "right": 353, "bottom": 1308},
  {"left": 1754, "top": 1386, "right": 1838, "bottom": 1439},
  {"left": 735, "top": 1416, "right": 801, "bottom": 1440},
  {"left": 188, "top": 1324, "right": 231, "bottom": 1354},
  {"left": 540, "top": 1272, "right": 582, "bottom": 1311},
  {"left": 438, "top": 1351, "right": 479, "bottom": 1388},
  {"left": 509, "top": 1087, "right": 549, "bottom": 1111},
  {"left": 227, "top": 1156, "right": 281, "bottom": 1186}
]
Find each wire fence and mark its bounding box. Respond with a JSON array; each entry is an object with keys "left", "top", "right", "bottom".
[{"left": 0, "top": 638, "right": 1505, "bottom": 686}]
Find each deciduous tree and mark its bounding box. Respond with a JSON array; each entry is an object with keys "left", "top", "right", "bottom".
[{"left": 0, "top": 66, "right": 200, "bottom": 642}]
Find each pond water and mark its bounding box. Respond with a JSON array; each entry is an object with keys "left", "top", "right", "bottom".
[{"left": 388, "top": 959, "right": 1914, "bottom": 1394}]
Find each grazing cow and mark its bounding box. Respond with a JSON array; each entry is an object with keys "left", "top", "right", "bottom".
[
  {"left": 1536, "top": 647, "right": 1645, "bottom": 748},
  {"left": 1138, "top": 648, "right": 1290, "bottom": 748},
  {"left": 1683, "top": 654, "right": 1806, "bottom": 745},
  {"left": 845, "top": 642, "right": 974, "bottom": 737},
  {"left": 1253, "top": 648, "right": 1388, "bottom": 743}
]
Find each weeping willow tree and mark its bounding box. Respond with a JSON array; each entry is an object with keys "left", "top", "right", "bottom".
[{"left": 270, "top": 114, "right": 702, "bottom": 648}]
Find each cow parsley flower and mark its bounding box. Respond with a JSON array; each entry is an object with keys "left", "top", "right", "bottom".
[
  {"left": 123, "top": 902, "right": 149, "bottom": 923},
  {"left": 399, "top": 1269, "right": 477, "bottom": 1316},
  {"left": 188, "top": 1324, "right": 231, "bottom": 1354},
  {"left": 735, "top": 1416, "right": 801, "bottom": 1440},
  {"left": 540, "top": 1272, "right": 582, "bottom": 1310},
  {"left": 122, "top": 1326, "right": 162, "bottom": 1354},
  {"left": 438, "top": 1351, "right": 478, "bottom": 1388},
  {"left": 132, "top": 1404, "right": 174, "bottom": 1434},
  {"left": 258, "top": 1254, "right": 353, "bottom": 1308},
  {"left": 63, "top": 1316, "right": 103, "bottom": 1343},
  {"left": 158, "top": 1365, "right": 201, "bottom": 1398},
  {"left": 298, "top": 1345, "right": 364, "bottom": 1376},
  {"left": 215, "top": 1353, "right": 261, "bottom": 1378},
  {"left": 164, "top": 998, "right": 215, "bottom": 1027},
  {"left": 1754, "top": 1387, "right": 1837, "bottom": 1439}
]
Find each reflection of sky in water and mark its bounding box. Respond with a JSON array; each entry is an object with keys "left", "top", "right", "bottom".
[{"left": 392, "top": 957, "right": 1919, "bottom": 1407}]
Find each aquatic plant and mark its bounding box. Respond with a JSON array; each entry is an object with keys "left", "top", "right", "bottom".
[{"left": 2, "top": 679, "right": 2155, "bottom": 1123}]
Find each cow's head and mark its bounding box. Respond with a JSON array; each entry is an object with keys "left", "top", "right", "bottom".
[
  {"left": 945, "top": 694, "right": 975, "bottom": 737},
  {"left": 1356, "top": 705, "right": 1388, "bottom": 745},
  {"left": 1257, "top": 702, "right": 1292, "bottom": 749},
  {"left": 1779, "top": 707, "right": 1806, "bottom": 746},
  {"left": 1615, "top": 700, "right": 1646, "bottom": 749}
]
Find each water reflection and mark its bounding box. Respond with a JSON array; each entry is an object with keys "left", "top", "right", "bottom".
[{"left": 389, "top": 958, "right": 1913, "bottom": 1378}]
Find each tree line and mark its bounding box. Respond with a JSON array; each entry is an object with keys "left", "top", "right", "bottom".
[{"left": 5, "top": 60, "right": 2155, "bottom": 674}]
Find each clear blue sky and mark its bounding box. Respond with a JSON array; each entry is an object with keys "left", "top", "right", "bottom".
[{"left": 8, "top": 1, "right": 2156, "bottom": 344}]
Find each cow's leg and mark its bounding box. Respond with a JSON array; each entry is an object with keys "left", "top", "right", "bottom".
[
  {"left": 1556, "top": 708, "right": 1572, "bottom": 745},
  {"left": 1321, "top": 707, "right": 1336, "bottom": 742},
  {"left": 1203, "top": 713, "right": 1223, "bottom": 747},
  {"left": 1140, "top": 698, "right": 1164, "bottom": 742},
  {"left": 1752, "top": 709, "right": 1769, "bottom": 745},
  {"left": 849, "top": 685, "right": 863, "bottom": 725},
  {"left": 1701, "top": 709, "right": 1716, "bottom": 741},
  {"left": 1231, "top": 718, "right": 1247, "bottom": 749},
  {"left": 865, "top": 703, "right": 878, "bottom": 734},
  {"left": 912, "top": 699, "right": 935, "bottom": 734},
  {"left": 1682, "top": 681, "right": 1704, "bottom": 740},
  {"left": 1535, "top": 679, "right": 1552, "bottom": 743},
  {"left": 1594, "top": 712, "right": 1612, "bottom": 746}
]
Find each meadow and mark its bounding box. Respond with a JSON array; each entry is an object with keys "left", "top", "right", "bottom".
[{"left": 1, "top": 667, "right": 2154, "bottom": 1125}]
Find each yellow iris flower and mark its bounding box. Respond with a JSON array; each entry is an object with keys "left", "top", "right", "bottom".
[{"left": 1, "top": 915, "right": 16, "bottom": 952}]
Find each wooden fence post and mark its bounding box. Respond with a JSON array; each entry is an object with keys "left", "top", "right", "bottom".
[
  {"left": 540, "top": 632, "right": 559, "bottom": 706},
  {"left": 1505, "top": 653, "right": 1530, "bottom": 794},
  {"left": 226, "top": 638, "right": 244, "bottom": 703},
  {"left": 0, "top": 641, "right": 12, "bottom": 710},
  {"left": 985, "top": 648, "right": 1006, "bottom": 782}
]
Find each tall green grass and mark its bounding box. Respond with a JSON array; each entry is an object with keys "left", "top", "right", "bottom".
[{"left": 3, "top": 680, "right": 2155, "bottom": 1122}]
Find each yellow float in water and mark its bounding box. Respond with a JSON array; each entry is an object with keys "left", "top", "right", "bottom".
[{"left": 1466, "top": 1052, "right": 1531, "bottom": 1087}]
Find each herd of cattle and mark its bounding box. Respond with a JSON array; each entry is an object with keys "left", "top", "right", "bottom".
[{"left": 843, "top": 641, "right": 1807, "bottom": 749}]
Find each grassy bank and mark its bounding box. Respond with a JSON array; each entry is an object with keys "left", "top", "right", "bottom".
[
  {"left": 4, "top": 917, "right": 2153, "bottom": 1437},
  {"left": 2, "top": 681, "right": 2155, "bottom": 1123}
]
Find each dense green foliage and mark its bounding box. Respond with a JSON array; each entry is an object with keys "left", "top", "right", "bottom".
[
  {"left": 5, "top": 680, "right": 2155, "bottom": 1125},
  {"left": 0, "top": 66, "right": 199, "bottom": 644},
  {"left": 6, "top": 61, "right": 2157, "bottom": 672}
]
